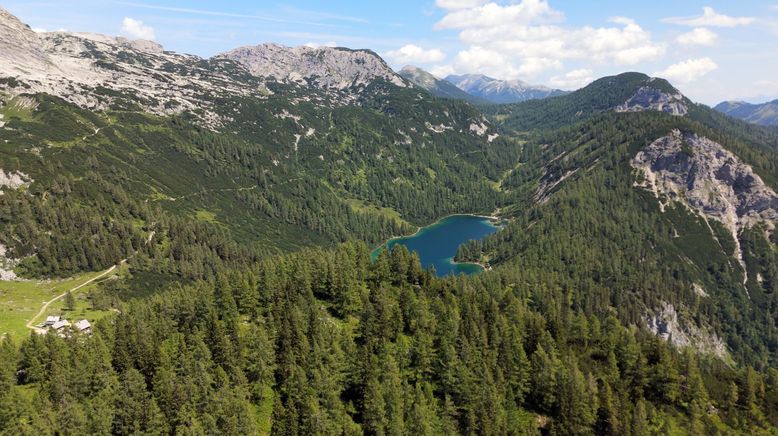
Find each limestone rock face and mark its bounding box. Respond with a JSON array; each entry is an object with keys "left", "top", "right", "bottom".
[
  {"left": 0, "top": 8, "right": 409, "bottom": 129},
  {"left": 0, "top": 7, "right": 267, "bottom": 128},
  {"left": 0, "top": 8, "right": 50, "bottom": 74},
  {"left": 615, "top": 85, "right": 688, "bottom": 116},
  {"left": 632, "top": 129, "right": 778, "bottom": 281},
  {"left": 646, "top": 302, "right": 729, "bottom": 360},
  {"left": 632, "top": 129, "right": 777, "bottom": 231},
  {"left": 219, "top": 43, "right": 407, "bottom": 90}
]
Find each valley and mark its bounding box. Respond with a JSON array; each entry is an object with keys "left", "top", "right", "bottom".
[{"left": 0, "top": 4, "right": 777, "bottom": 435}]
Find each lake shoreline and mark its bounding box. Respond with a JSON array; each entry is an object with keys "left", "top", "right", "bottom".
[
  {"left": 371, "top": 214, "right": 503, "bottom": 275},
  {"left": 371, "top": 212, "right": 503, "bottom": 254}
]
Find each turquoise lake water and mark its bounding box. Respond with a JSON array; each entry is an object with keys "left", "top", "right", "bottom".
[{"left": 373, "top": 214, "right": 500, "bottom": 276}]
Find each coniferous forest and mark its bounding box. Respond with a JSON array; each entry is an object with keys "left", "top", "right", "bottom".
[{"left": 3, "top": 243, "right": 778, "bottom": 435}]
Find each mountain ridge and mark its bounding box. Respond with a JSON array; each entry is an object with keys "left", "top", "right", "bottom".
[
  {"left": 398, "top": 65, "right": 491, "bottom": 105},
  {"left": 445, "top": 73, "right": 568, "bottom": 104},
  {"left": 715, "top": 99, "right": 778, "bottom": 126},
  {"left": 218, "top": 42, "right": 407, "bottom": 90}
]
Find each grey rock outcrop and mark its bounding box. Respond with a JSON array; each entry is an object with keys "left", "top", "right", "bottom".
[
  {"left": 615, "top": 85, "right": 688, "bottom": 116},
  {"left": 0, "top": 9, "right": 409, "bottom": 129},
  {"left": 0, "top": 8, "right": 50, "bottom": 73},
  {"left": 0, "top": 8, "right": 266, "bottom": 128},
  {"left": 632, "top": 129, "right": 778, "bottom": 281},
  {"left": 646, "top": 302, "right": 729, "bottom": 360},
  {"left": 219, "top": 43, "right": 406, "bottom": 90}
]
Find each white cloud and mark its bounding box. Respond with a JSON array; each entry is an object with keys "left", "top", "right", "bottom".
[
  {"left": 304, "top": 41, "right": 337, "bottom": 48},
  {"left": 446, "top": 47, "right": 560, "bottom": 79},
  {"left": 435, "top": 0, "right": 564, "bottom": 29},
  {"left": 517, "top": 57, "right": 563, "bottom": 76},
  {"left": 549, "top": 69, "right": 593, "bottom": 89},
  {"left": 677, "top": 28, "right": 718, "bottom": 46},
  {"left": 435, "top": 0, "right": 489, "bottom": 11},
  {"left": 385, "top": 44, "right": 446, "bottom": 64},
  {"left": 120, "top": 17, "right": 155, "bottom": 40},
  {"left": 663, "top": 7, "right": 754, "bottom": 27},
  {"left": 654, "top": 57, "right": 718, "bottom": 83},
  {"left": 429, "top": 64, "right": 457, "bottom": 78},
  {"left": 434, "top": 1, "right": 664, "bottom": 79},
  {"left": 31, "top": 27, "right": 47, "bottom": 33}
]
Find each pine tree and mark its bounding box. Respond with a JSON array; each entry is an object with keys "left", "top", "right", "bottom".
[
  {"left": 631, "top": 398, "right": 649, "bottom": 436},
  {"left": 65, "top": 290, "right": 76, "bottom": 311}
]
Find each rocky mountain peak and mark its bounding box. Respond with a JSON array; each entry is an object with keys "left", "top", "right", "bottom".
[
  {"left": 399, "top": 65, "right": 440, "bottom": 88},
  {"left": 218, "top": 43, "right": 407, "bottom": 90},
  {"left": 715, "top": 99, "right": 778, "bottom": 126},
  {"left": 445, "top": 73, "right": 566, "bottom": 104},
  {"left": 614, "top": 77, "right": 688, "bottom": 116},
  {"left": 0, "top": 7, "right": 50, "bottom": 74},
  {"left": 399, "top": 65, "right": 491, "bottom": 105}
]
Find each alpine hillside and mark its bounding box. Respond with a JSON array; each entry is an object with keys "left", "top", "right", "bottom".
[
  {"left": 715, "top": 99, "right": 778, "bottom": 126},
  {"left": 398, "top": 65, "right": 491, "bottom": 105},
  {"left": 0, "top": 6, "right": 777, "bottom": 436}
]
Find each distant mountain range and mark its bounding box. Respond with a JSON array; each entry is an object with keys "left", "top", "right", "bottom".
[
  {"left": 398, "top": 65, "right": 567, "bottom": 104},
  {"left": 398, "top": 66, "right": 490, "bottom": 105},
  {"left": 446, "top": 73, "right": 567, "bottom": 104},
  {"left": 714, "top": 100, "right": 778, "bottom": 126}
]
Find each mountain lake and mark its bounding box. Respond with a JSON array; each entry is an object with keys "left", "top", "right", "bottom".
[{"left": 372, "top": 214, "right": 502, "bottom": 276}]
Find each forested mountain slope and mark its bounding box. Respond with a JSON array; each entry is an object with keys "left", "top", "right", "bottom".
[
  {"left": 471, "top": 73, "right": 778, "bottom": 370},
  {"left": 0, "top": 8, "right": 519, "bottom": 282},
  {"left": 2, "top": 243, "right": 778, "bottom": 434},
  {"left": 716, "top": 100, "right": 778, "bottom": 126}
]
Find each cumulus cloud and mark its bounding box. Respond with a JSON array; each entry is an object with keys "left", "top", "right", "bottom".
[
  {"left": 663, "top": 7, "right": 754, "bottom": 27},
  {"left": 654, "top": 57, "right": 718, "bottom": 83},
  {"left": 429, "top": 64, "right": 457, "bottom": 78},
  {"left": 517, "top": 57, "right": 563, "bottom": 76},
  {"left": 548, "top": 69, "right": 594, "bottom": 89},
  {"left": 434, "top": 1, "right": 664, "bottom": 79},
  {"left": 435, "top": 0, "right": 489, "bottom": 11},
  {"left": 385, "top": 44, "right": 446, "bottom": 64},
  {"left": 120, "top": 17, "right": 155, "bottom": 40},
  {"left": 436, "top": 0, "right": 563, "bottom": 29},
  {"left": 676, "top": 28, "right": 718, "bottom": 46}
]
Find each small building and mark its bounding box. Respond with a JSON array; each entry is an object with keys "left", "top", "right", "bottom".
[
  {"left": 43, "top": 315, "right": 61, "bottom": 327},
  {"left": 51, "top": 319, "right": 70, "bottom": 331},
  {"left": 74, "top": 319, "right": 92, "bottom": 334}
]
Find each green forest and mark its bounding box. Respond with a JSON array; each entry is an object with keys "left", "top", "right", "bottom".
[{"left": 2, "top": 243, "right": 778, "bottom": 435}]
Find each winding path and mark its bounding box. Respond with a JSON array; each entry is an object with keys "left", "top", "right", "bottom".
[
  {"left": 23, "top": 227, "right": 155, "bottom": 333},
  {"left": 25, "top": 262, "right": 122, "bottom": 334}
]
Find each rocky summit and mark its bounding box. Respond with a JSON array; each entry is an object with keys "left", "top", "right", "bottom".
[
  {"left": 219, "top": 43, "right": 406, "bottom": 90},
  {"left": 615, "top": 84, "right": 688, "bottom": 116},
  {"left": 0, "top": 9, "right": 409, "bottom": 129}
]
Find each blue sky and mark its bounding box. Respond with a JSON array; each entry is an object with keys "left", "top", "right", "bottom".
[{"left": 5, "top": 0, "right": 778, "bottom": 105}]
